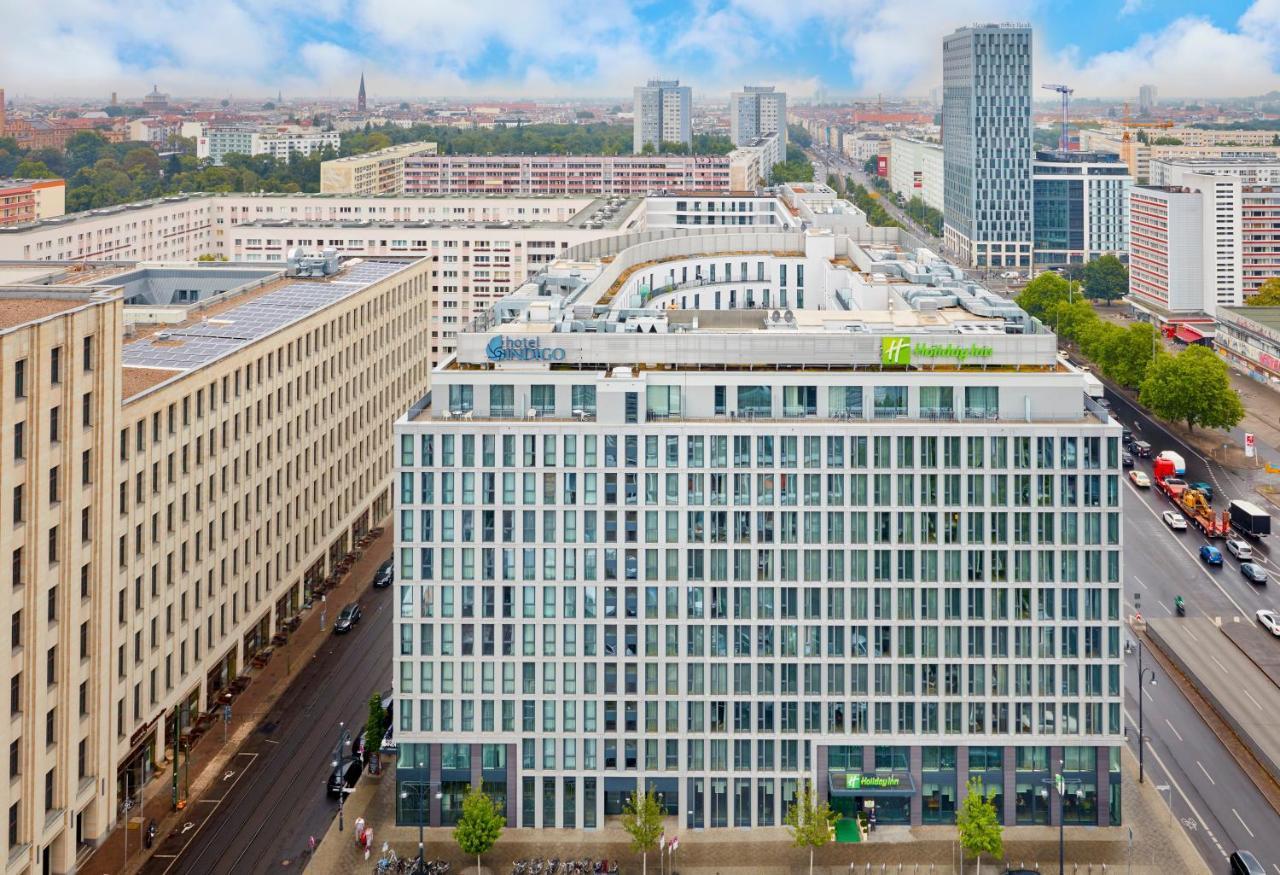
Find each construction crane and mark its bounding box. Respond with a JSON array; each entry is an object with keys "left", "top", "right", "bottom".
[{"left": 1042, "top": 83, "right": 1074, "bottom": 151}]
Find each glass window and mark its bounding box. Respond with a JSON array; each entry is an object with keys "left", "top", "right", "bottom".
[
  {"left": 736, "top": 386, "right": 771, "bottom": 418},
  {"left": 489, "top": 385, "right": 514, "bottom": 417},
  {"left": 965, "top": 386, "right": 999, "bottom": 418},
  {"left": 646, "top": 386, "right": 682, "bottom": 419},
  {"left": 571, "top": 385, "right": 597, "bottom": 415},
  {"left": 530, "top": 385, "right": 555, "bottom": 415},
  {"left": 920, "top": 386, "right": 954, "bottom": 420},
  {"left": 828, "top": 386, "right": 863, "bottom": 419},
  {"left": 873, "top": 386, "right": 907, "bottom": 419},
  {"left": 447, "top": 385, "right": 473, "bottom": 414},
  {"left": 782, "top": 386, "right": 816, "bottom": 417}
]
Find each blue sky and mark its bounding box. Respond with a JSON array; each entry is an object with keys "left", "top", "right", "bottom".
[{"left": 1, "top": 0, "right": 1277, "bottom": 100}]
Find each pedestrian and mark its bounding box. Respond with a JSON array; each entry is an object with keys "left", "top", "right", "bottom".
[
  {"left": 354, "top": 815, "right": 366, "bottom": 847},
  {"left": 308, "top": 835, "right": 316, "bottom": 856},
  {"left": 363, "top": 827, "right": 373, "bottom": 861}
]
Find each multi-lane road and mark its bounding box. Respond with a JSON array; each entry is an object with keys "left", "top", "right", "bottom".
[
  {"left": 1107, "top": 385, "right": 1280, "bottom": 871},
  {"left": 138, "top": 582, "right": 393, "bottom": 875}
]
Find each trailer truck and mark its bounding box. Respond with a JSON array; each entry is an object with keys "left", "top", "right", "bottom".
[{"left": 1229, "top": 500, "right": 1272, "bottom": 539}]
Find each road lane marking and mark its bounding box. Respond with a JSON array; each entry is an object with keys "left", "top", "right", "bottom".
[
  {"left": 1143, "top": 688, "right": 1154, "bottom": 702},
  {"left": 156, "top": 752, "right": 259, "bottom": 875},
  {"left": 1196, "top": 761, "right": 1215, "bottom": 784},
  {"left": 1134, "top": 576, "right": 1148, "bottom": 589},
  {"left": 1211, "top": 655, "right": 1229, "bottom": 673},
  {"left": 1243, "top": 689, "right": 1264, "bottom": 711},
  {"left": 1124, "top": 706, "right": 1227, "bottom": 860},
  {"left": 1125, "top": 479, "right": 1256, "bottom": 625},
  {"left": 1166, "top": 719, "right": 1184, "bottom": 742},
  {"left": 1232, "top": 808, "right": 1255, "bottom": 839}
]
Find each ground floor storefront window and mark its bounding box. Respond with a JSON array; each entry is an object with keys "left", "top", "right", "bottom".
[{"left": 1015, "top": 746, "right": 1051, "bottom": 825}]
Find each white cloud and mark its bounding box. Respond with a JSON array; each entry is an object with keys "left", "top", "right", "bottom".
[{"left": 0, "top": 0, "right": 1279, "bottom": 100}]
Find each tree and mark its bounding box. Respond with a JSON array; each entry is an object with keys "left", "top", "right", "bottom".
[
  {"left": 1140, "top": 345, "right": 1245, "bottom": 432},
  {"left": 783, "top": 779, "right": 839, "bottom": 875},
  {"left": 1246, "top": 277, "right": 1280, "bottom": 306},
  {"left": 771, "top": 159, "right": 815, "bottom": 184},
  {"left": 788, "top": 123, "right": 812, "bottom": 148},
  {"left": 956, "top": 777, "right": 1003, "bottom": 874},
  {"left": 364, "top": 693, "right": 388, "bottom": 769},
  {"left": 620, "top": 787, "right": 664, "bottom": 875},
  {"left": 1015, "top": 272, "right": 1071, "bottom": 323},
  {"left": 13, "top": 160, "right": 55, "bottom": 178},
  {"left": 453, "top": 786, "right": 504, "bottom": 875},
  {"left": 1082, "top": 255, "right": 1128, "bottom": 303}
]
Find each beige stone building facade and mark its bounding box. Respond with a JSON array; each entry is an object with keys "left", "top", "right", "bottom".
[
  {"left": 1, "top": 256, "right": 433, "bottom": 874},
  {"left": 319, "top": 142, "right": 438, "bottom": 196}
]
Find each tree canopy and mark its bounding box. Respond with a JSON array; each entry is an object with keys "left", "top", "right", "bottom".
[
  {"left": 844, "top": 178, "right": 900, "bottom": 228},
  {"left": 1246, "top": 277, "right": 1280, "bottom": 307},
  {"left": 453, "top": 786, "right": 505, "bottom": 873},
  {"left": 771, "top": 158, "right": 815, "bottom": 184},
  {"left": 784, "top": 779, "right": 839, "bottom": 875},
  {"left": 1140, "top": 344, "right": 1245, "bottom": 432},
  {"left": 619, "top": 788, "right": 665, "bottom": 875},
  {"left": 1015, "top": 272, "right": 1073, "bottom": 324},
  {"left": 957, "top": 777, "right": 1004, "bottom": 874},
  {"left": 1082, "top": 255, "right": 1128, "bottom": 302}
]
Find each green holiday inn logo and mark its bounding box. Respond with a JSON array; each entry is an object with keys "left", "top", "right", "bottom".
[{"left": 881, "top": 336, "right": 994, "bottom": 365}]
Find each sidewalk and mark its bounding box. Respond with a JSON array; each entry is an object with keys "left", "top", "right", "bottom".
[
  {"left": 310, "top": 747, "right": 1207, "bottom": 875},
  {"left": 83, "top": 523, "right": 393, "bottom": 875}
]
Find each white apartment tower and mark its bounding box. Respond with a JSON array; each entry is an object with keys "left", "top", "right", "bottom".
[
  {"left": 392, "top": 228, "right": 1125, "bottom": 834},
  {"left": 730, "top": 87, "right": 787, "bottom": 169},
  {"left": 633, "top": 80, "right": 693, "bottom": 154},
  {"left": 943, "top": 23, "right": 1034, "bottom": 270}
]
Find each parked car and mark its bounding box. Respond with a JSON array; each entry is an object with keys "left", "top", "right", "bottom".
[
  {"left": 1162, "top": 511, "right": 1188, "bottom": 531},
  {"left": 1256, "top": 609, "right": 1280, "bottom": 637},
  {"left": 1229, "top": 850, "right": 1265, "bottom": 875},
  {"left": 1122, "top": 429, "right": 1133, "bottom": 443},
  {"left": 1122, "top": 452, "right": 1135, "bottom": 469},
  {"left": 1200, "top": 545, "right": 1223, "bottom": 566},
  {"left": 1241, "top": 563, "right": 1269, "bottom": 585},
  {"left": 1188, "top": 481, "right": 1214, "bottom": 502},
  {"left": 380, "top": 725, "right": 397, "bottom": 755},
  {"left": 373, "top": 559, "right": 394, "bottom": 589},
  {"left": 1225, "top": 539, "right": 1254, "bottom": 561},
  {"left": 1128, "top": 470, "right": 1150, "bottom": 488},
  {"left": 333, "top": 602, "right": 363, "bottom": 633}
]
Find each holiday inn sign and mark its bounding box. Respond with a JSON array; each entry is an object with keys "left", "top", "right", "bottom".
[{"left": 881, "top": 336, "right": 996, "bottom": 365}]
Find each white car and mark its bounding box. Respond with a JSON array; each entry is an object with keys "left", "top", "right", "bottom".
[
  {"left": 1000, "top": 270, "right": 1021, "bottom": 279},
  {"left": 1163, "top": 511, "right": 1188, "bottom": 531},
  {"left": 1258, "top": 609, "right": 1280, "bottom": 637},
  {"left": 1226, "top": 538, "right": 1254, "bottom": 561}
]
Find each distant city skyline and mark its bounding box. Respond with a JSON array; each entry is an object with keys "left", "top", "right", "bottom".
[{"left": 1, "top": 0, "right": 1278, "bottom": 102}]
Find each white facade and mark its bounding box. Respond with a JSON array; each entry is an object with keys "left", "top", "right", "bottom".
[
  {"left": 392, "top": 228, "right": 1124, "bottom": 833},
  {"left": 889, "top": 138, "right": 944, "bottom": 212},
  {"left": 943, "top": 23, "right": 1033, "bottom": 269},
  {"left": 255, "top": 129, "right": 341, "bottom": 161},
  {"left": 633, "top": 80, "right": 693, "bottom": 154},
  {"left": 196, "top": 127, "right": 341, "bottom": 165},
  {"left": 196, "top": 126, "right": 257, "bottom": 164}
]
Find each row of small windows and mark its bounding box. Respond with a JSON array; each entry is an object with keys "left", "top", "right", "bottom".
[{"left": 403, "top": 432, "right": 1119, "bottom": 472}]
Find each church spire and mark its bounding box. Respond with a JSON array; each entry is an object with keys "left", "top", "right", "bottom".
[{"left": 357, "top": 72, "right": 367, "bottom": 113}]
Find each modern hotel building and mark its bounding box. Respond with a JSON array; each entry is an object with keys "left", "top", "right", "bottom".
[{"left": 392, "top": 226, "right": 1125, "bottom": 834}]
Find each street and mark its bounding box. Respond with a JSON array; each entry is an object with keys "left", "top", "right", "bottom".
[
  {"left": 138, "top": 583, "right": 393, "bottom": 875},
  {"left": 1105, "top": 385, "right": 1280, "bottom": 871}
]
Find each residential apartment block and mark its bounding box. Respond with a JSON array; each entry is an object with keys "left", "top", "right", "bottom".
[
  {"left": 0, "top": 179, "right": 65, "bottom": 227},
  {"left": 392, "top": 226, "right": 1124, "bottom": 834},
  {"left": 0, "top": 255, "right": 434, "bottom": 874},
  {"left": 1128, "top": 186, "right": 1205, "bottom": 317},
  {"left": 942, "top": 23, "right": 1034, "bottom": 269},
  {"left": 1031, "top": 151, "right": 1131, "bottom": 268},
  {"left": 729, "top": 87, "right": 786, "bottom": 170},
  {"left": 196, "top": 126, "right": 341, "bottom": 165},
  {"left": 401, "top": 147, "right": 775, "bottom": 197},
  {"left": 633, "top": 81, "right": 692, "bottom": 154},
  {"left": 320, "top": 142, "right": 440, "bottom": 196}
]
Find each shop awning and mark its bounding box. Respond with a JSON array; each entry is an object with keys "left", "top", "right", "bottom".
[{"left": 1174, "top": 325, "right": 1212, "bottom": 344}]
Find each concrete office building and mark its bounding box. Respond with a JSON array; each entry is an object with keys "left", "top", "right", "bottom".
[
  {"left": 888, "top": 138, "right": 944, "bottom": 213},
  {"left": 633, "top": 81, "right": 692, "bottom": 154},
  {"left": 729, "top": 87, "right": 787, "bottom": 170},
  {"left": 942, "top": 23, "right": 1034, "bottom": 270},
  {"left": 1, "top": 255, "right": 434, "bottom": 874},
  {"left": 1032, "top": 151, "right": 1131, "bottom": 268},
  {"left": 391, "top": 227, "right": 1124, "bottom": 834},
  {"left": 320, "top": 142, "right": 440, "bottom": 196},
  {"left": 1137, "top": 85, "right": 1157, "bottom": 116}
]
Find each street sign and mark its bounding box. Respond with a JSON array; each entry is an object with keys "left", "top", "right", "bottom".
[
  {"left": 223, "top": 704, "right": 232, "bottom": 723},
  {"left": 1246, "top": 433, "right": 1256, "bottom": 458}
]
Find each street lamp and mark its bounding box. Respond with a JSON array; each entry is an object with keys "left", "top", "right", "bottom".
[
  {"left": 1043, "top": 764, "right": 1083, "bottom": 875},
  {"left": 331, "top": 722, "right": 352, "bottom": 831},
  {"left": 399, "top": 782, "right": 442, "bottom": 866},
  {"left": 1137, "top": 641, "right": 1158, "bottom": 783}
]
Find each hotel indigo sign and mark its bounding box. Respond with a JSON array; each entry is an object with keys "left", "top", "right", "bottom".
[{"left": 485, "top": 336, "right": 567, "bottom": 362}]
